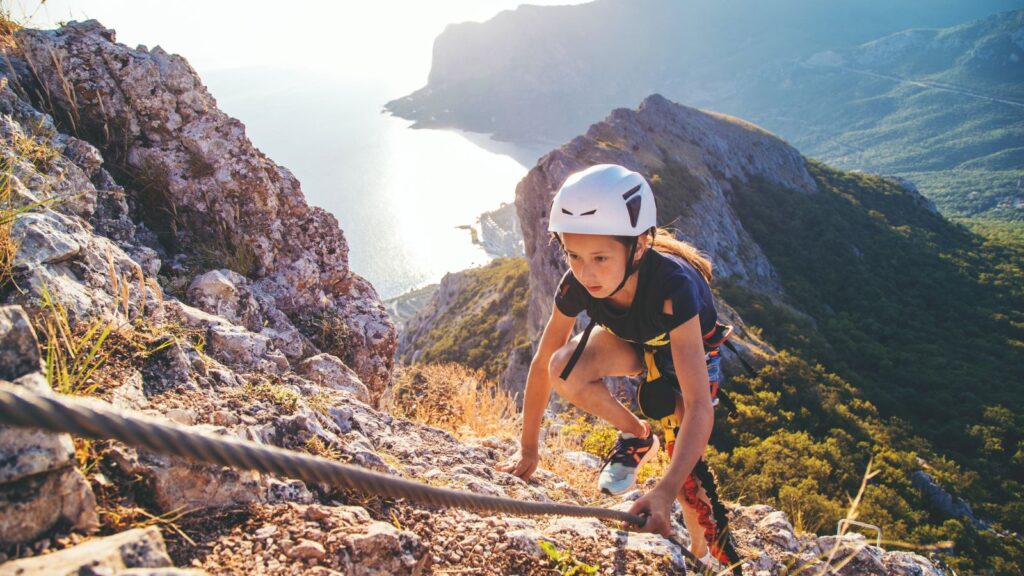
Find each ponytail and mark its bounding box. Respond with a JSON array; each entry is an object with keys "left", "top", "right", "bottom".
[{"left": 649, "top": 227, "right": 713, "bottom": 283}]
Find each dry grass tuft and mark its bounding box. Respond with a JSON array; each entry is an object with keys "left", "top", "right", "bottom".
[
  {"left": 39, "top": 282, "right": 118, "bottom": 396},
  {"left": 383, "top": 363, "right": 519, "bottom": 441},
  {"left": 100, "top": 505, "right": 196, "bottom": 546},
  {"left": 0, "top": 160, "right": 18, "bottom": 290},
  {"left": 304, "top": 435, "right": 342, "bottom": 461},
  {"left": 0, "top": 3, "right": 21, "bottom": 50},
  {"left": 11, "top": 117, "right": 59, "bottom": 173}
]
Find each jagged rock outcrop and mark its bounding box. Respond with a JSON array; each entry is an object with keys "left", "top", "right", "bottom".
[
  {"left": 516, "top": 94, "right": 805, "bottom": 346},
  {"left": 384, "top": 283, "right": 439, "bottom": 334},
  {"left": 8, "top": 20, "right": 395, "bottom": 400},
  {"left": 475, "top": 202, "right": 524, "bottom": 258},
  {"left": 911, "top": 470, "right": 988, "bottom": 530}
]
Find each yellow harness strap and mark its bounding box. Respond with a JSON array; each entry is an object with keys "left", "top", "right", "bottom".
[
  {"left": 661, "top": 414, "right": 679, "bottom": 445},
  {"left": 643, "top": 349, "right": 661, "bottom": 382}
]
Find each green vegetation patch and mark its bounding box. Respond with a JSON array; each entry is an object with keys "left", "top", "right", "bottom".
[
  {"left": 413, "top": 257, "right": 531, "bottom": 382},
  {"left": 714, "top": 159, "right": 1024, "bottom": 572}
]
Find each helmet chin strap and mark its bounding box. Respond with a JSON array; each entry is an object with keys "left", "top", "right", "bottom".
[{"left": 605, "top": 236, "right": 641, "bottom": 298}]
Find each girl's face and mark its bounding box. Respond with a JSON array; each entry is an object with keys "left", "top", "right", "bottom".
[{"left": 561, "top": 232, "right": 643, "bottom": 298}]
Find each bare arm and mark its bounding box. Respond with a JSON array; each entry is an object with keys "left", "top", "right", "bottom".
[
  {"left": 521, "top": 306, "right": 575, "bottom": 450},
  {"left": 656, "top": 314, "right": 715, "bottom": 495},
  {"left": 497, "top": 306, "right": 575, "bottom": 480}
]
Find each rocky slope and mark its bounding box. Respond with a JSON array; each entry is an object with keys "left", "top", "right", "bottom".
[
  {"left": 8, "top": 20, "right": 395, "bottom": 401},
  {"left": 0, "top": 305, "right": 944, "bottom": 575},
  {"left": 0, "top": 19, "right": 946, "bottom": 576}
]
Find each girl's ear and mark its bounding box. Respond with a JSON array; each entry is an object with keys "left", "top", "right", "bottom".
[{"left": 632, "top": 238, "right": 647, "bottom": 264}]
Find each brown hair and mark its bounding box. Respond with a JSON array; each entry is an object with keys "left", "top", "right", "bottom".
[{"left": 642, "top": 227, "right": 713, "bottom": 283}]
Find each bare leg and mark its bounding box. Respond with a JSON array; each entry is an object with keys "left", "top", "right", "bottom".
[
  {"left": 679, "top": 486, "right": 710, "bottom": 557},
  {"left": 548, "top": 326, "right": 646, "bottom": 437}
]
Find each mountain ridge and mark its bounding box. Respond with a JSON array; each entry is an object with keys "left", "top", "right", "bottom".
[{"left": 387, "top": 2, "right": 1024, "bottom": 224}]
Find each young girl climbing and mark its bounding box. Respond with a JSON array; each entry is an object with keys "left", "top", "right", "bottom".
[{"left": 497, "top": 164, "right": 742, "bottom": 569}]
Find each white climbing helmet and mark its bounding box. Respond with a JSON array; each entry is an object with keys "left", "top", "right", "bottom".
[{"left": 548, "top": 164, "right": 657, "bottom": 236}]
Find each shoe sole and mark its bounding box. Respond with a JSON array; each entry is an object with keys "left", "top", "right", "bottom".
[{"left": 600, "top": 433, "right": 661, "bottom": 496}]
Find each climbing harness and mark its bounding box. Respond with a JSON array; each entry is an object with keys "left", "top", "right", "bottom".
[{"left": 0, "top": 383, "right": 733, "bottom": 575}]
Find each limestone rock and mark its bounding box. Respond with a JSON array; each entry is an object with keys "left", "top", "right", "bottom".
[
  {"left": 543, "top": 517, "right": 607, "bottom": 540},
  {"left": 187, "top": 269, "right": 312, "bottom": 363},
  {"left": 207, "top": 323, "right": 288, "bottom": 373},
  {"left": 14, "top": 21, "right": 396, "bottom": 400},
  {"left": 0, "top": 308, "right": 98, "bottom": 544},
  {"left": 107, "top": 437, "right": 313, "bottom": 513},
  {"left": 757, "top": 509, "right": 799, "bottom": 552},
  {"left": 882, "top": 551, "right": 946, "bottom": 576},
  {"left": 297, "top": 353, "right": 371, "bottom": 403},
  {"left": 0, "top": 463, "right": 97, "bottom": 544},
  {"left": 289, "top": 538, "right": 326, "bottom": 560},
  {"left": 617, "top": 531, "right": 687, "bottom": 571},
  {"left": 344, "top": 521, "right": 423, "bottom": 575},
  {"left": 9, "top": 210, "right": 90, "bottom": 267},
  {"left": 503, "top": 528, "right": 546, "bottom": 559},
  {"left": 0, "top": 305, "right": 42, "bottom": 381},
  {"left": 0, "top": 375, "right": 75, "bottom": 484},
  {"left": 0, "top": 527, "right": 189, "bottom": 575}
]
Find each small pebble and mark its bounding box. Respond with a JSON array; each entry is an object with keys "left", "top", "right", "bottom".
[
  {"left": 290, "top": 539, "right": 326, "bottom": 560},
  {"left": 255, "top": 524, "right": 278, "bottom": 539}
]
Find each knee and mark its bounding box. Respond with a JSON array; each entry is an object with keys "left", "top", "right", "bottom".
[{"left": 548, "top": 345, "right": 585, "bottom": 401}]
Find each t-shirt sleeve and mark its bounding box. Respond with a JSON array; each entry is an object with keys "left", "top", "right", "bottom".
[
  {"left": 554, "top": 269, "right": 587, "bottom": 317},
  {"left": 660, "top": 274, "right": 701, "bottom": 331}
]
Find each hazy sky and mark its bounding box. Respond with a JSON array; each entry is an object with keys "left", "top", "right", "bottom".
[{"left": 12, "top": 1, "right": 592, "bottom": 93}]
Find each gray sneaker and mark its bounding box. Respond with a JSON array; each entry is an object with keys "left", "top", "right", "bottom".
[{"left": 597, "top": 429, "right": 660, "bottom": 495}]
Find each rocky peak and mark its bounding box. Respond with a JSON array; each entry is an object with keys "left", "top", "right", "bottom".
[
  {"left": 7, "top": 20, "right": 395, "bottom": 398},
  {"left": 517, "top": 93, "right": 813, "bottom": 338}
]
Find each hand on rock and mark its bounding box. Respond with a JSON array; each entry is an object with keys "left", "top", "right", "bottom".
[{"left": 495, "top": 449, "right": 538, "bottom": 482}]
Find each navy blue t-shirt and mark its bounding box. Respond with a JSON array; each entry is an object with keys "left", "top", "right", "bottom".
[{"left": 554, "top": 249, "right": 717, "bottom": 350}]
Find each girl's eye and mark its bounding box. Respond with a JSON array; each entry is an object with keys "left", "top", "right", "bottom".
[
  {"left": 567, "top": 253, "right": 578, "bottom": 261},
  {"left": 595, "top": 256, "right": 607, "bottom": 263}
]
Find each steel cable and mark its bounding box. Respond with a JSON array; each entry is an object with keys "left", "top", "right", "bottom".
[{"left": 0, "top": 382, "right": 721, "bottom": 573}]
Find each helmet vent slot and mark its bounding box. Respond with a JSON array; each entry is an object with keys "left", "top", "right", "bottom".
[
  {"left": 625, "top": 195, "right": 642, "bottom": 228},
  {"left": 561, "top": 208, "right": 574, "bottom": 215},
  {"left": 622, "top": 184, "right": 642, "bottom": 200},
  {"left": 580, "top": 209, "right": 597, "bottom": 216}
]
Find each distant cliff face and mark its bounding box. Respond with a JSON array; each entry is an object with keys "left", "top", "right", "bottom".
[
  {"left": 387, "top": 1, "right": 1024, "bottom": 221},
  {"left": 516, "top": 94, "right": 814, "bottom": 339}
]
